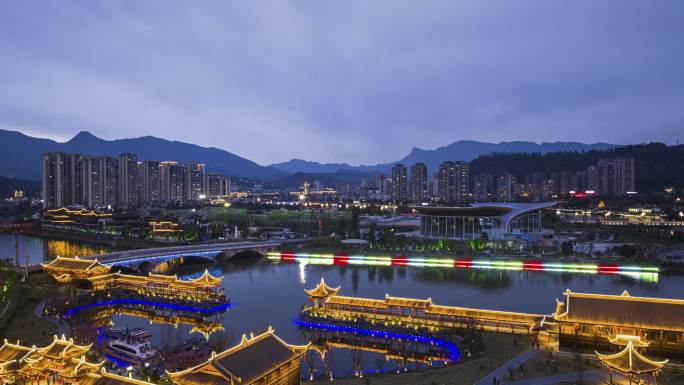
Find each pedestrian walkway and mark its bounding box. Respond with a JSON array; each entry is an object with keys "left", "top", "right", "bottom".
[
  {"left": 474, "top": 348, "right": 540, "bottom": 385},
  {"left": 504, "top": 369, "right": 607, "bottom": 385}
]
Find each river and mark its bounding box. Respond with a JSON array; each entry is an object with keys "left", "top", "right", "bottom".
[{"left": 5, "top": 235, "right": 684, "bottom": 379}]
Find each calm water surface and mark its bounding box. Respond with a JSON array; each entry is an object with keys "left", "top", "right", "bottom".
[{"left": 0, "top": 234, "right": 113, "bottom": 265}]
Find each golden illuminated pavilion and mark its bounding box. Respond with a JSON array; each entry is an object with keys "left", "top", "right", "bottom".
[
  {"left": 57, "top": 357, "right": 105, "bottom": 384},
  {"left": 81, "top": 368, "right": 156, "bottom": 385},
  {"left": 609, "top": 334, "right": 650, "bottom": 348},
  {"left": 0, "top": 340, "right": 33, "bottom": 385},
  {"left": 20, "top": 335, "right": 93, "bottom": 380},
  {"left": 42, "top": 256, "right": 110, "bottom": 283},
  {"left": 554, "top": 289, "right": 684, "bottom": 354},
  {"left": 167, "top": 327, "right": 309, "bottom": 385},
  {"left": 596, "top": 341, "right": 667, "bottom": 384},
  {"left": 304, "top": 285, "right": 542, "bottom": 334},
  {"left": 88, "top": 269, "right": 224, "bottom": 303},
  {"left": 0, "top": 336, "right": 99, "bottom": 385},
  {"left": 305, "top": 278, "right": 340, "bottom": 306},
  {"left": 42, "top": 208, "right": 113, "bottom": 225}
]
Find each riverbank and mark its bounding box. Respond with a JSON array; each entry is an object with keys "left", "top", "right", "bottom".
[
  {"left": 21, "top": 227, "right": 176, "bottom": 249},
  {"left": 310, "top": 333, "right": 529, "bottom": 385},
  {"left": 0, "top": 272, "right": 59, "bottom": 345}
]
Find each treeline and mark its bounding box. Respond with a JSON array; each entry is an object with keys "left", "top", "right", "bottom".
[
  {"left": 469, "top": 143, "right": 684, "bottom": 193},
  {"left": 0, "top": 176, "right": 41, "bottom": 198}
]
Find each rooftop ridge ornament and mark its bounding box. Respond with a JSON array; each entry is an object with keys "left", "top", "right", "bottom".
[{"left": 596, "top": 340, "right": 668, "bottom": 375}]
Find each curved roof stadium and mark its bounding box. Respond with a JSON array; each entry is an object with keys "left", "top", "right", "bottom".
[{"left": 413, "top": 201, "right": 556, "bottom": 232}]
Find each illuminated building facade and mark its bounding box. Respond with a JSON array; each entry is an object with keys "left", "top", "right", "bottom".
[
  {"left": 473, "top": 173, "right": 494, "bottom": 201},
  {"left": 139, "top": 160, "right": 161, "bottom": 204},
  {"left": 410, "top": 163, "right": 429, "bottom": 202},
  {"left": 390, "top": 164, "right": 408, "bottom": 204},
  {"left": 437, "top": 161, "right": 469, "bottom": 203},
  {"left": 415, "top": 202, "right": 554, "bottom": 240},
  {"left": 206, "top": 173, "right": 230, "bottom": 197},
  {"left": 42, "top": 152, "right": 82, "bottom": 209},
  {"left": 495, "top": 173, "right": 516, "bottom": 201},
  {"left": 88, "top": 270, "right": 225, "bottom": 303},
  {"left": 185, "top": 163, "right": 206, "bottom": 201},
  {"left": 554, "top": 290, "right": 684, "bottom": 356},
  {"left": 42, "top": 256, "right": 111, "bottom": 283},
  {"left": 303, "top": 281, "right": 541, "bottom": 334},
  {"left": 0, "top": 337, "right": 131, "bottom": 385},
  {"left": 167, "top": 327, "right": 308, "bottom": 385},
  {"left": 118, "top": 153, "right": 139, "bottom": 207},
  {"left": 160, "top": 161, "right": 186, "bottom": 203}
]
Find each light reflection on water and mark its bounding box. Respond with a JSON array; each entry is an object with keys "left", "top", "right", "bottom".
[{"left": 0, "top": 234, "right": 112, "bottom": 265}]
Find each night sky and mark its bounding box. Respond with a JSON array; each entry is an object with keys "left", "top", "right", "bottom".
[{"left": 1, "top": 1, "right": 683, "bottom": 165}]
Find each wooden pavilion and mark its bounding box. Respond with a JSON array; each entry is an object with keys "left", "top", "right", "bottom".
[
  {"left": 0, "top": 336, "right": 100, "bottom": 385},
  {"left": 42, "top": 256, "right": 110, "bottom": 283},
  {"left": 305, "top": 278, "right": 340, "bottom": 307},
  {"left": 303, "top": 283, "right": 542, "bottom": 334},
  {"left": 167, "top": 327, "right": 309, "bottom": 385},
  {"left": 0, "top": 340, "right": 33, "bottom": 385},
  {"left": 596, "top": 340, "right": 668, "bottom": 384},
  {"left": 20, "top": 335, "right": 94, "bottom": 384},
  {"left": 87, "top": 269, "right": 224, "bottom": 303},
  {"left": 81, "top": 369, "right": 156, "bottom": 385},
  {"left": 554, "top": 289, "right": 684, "bottom": 355}
]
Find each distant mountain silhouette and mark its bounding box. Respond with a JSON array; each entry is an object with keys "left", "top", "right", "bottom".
[
  {"left": 0, "top": 129, "right": 286, "bottom": 181},
  {"left": 271, "top": 140, "right": 618, "bottom": 175},
  {"left": 269, "top": 170, "right": 372, "bottom": 189},
  {"left": 270, "top": 159, "right": 358, "bottom": 174}
]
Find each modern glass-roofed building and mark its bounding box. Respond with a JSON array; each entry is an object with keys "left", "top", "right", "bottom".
[{"left": 414, "top": 202, "right": 556, "bottom": 240}]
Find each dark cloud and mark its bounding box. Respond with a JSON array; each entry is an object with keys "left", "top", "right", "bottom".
[{"left": 1, "top": 1, "right": 682, "bottom": 164}]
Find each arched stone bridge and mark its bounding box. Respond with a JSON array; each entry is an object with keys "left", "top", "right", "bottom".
[{"left": 75, "top": 241, "right": 281, "bottom": 271}]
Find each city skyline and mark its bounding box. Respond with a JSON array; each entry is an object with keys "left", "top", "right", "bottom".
[{"left": 1, "top": 1, "right": 683, "bottom": 165}]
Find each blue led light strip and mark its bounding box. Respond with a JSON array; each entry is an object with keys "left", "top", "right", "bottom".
[
  {"left": 296, "top": 319, "right": 460, "bottom": 361},
  {"left": 64, "top": 298, "right": 231, "bottom": 317}
]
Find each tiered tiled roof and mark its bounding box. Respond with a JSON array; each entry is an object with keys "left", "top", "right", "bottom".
[
  {"left": 167, "top": 327, "right": 308, "bottom": 385},
  {"left": 89, "top": 272, "right": 223, "bottom": 290},
  {"left": 305, "top": 278, "right": 340, "bottom": 298},
  {"left": 555, "top": 289, "right": 684, "bottom": 331},
  {"left": 596, "top": 341, "right": 667, "bottom": 374},
  {"left": 42, "top": 256, "right": 109, "bottom": 272},
  {"left": 188, "top": 270, "right": 223, "bottom": 286}
]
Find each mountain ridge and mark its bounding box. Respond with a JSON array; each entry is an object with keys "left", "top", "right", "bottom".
[
  {"left": 272, "top": 140, "right": 618, "bottom": 174},
  {"left": 0, "top": 129, "right": 286, "bottom": 180}
]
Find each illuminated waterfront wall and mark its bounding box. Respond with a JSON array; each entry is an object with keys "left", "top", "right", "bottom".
[{"left": 268, "top": 252, "right": 660, "bottom": 282}]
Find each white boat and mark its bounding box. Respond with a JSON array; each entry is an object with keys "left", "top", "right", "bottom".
[{"left": 104, "top": 334, "right": 160, "bottom": 366}]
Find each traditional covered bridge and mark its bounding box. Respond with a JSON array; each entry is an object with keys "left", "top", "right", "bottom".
[
  {"left": 304, "top": 279, "right": 545, "bottom": 334},
  {"left": 554, "top": 289, "right": 684, "bottom": 357},
  {"left": 88, "top": 269, "right": 225, "bottom": 303}
]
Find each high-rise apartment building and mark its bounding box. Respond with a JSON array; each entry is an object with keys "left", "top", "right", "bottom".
[
  {"left": 101, "top": 156, "right": 118, "bottom": 207},
  {"left": 118, "top": 153, "right": 139, "bottom": 207},
  {"left": 139, "top": 160, "right": 162, "bottom": 204},
  {"left": 473, "top": 173, "right": 494, "bottom": 201},
  {"left": 80, "top": 156, "right": 103, "bottom": 208},
  {"left": 437, "top": 161, "right": 469, "bottom": 203},
  {"left": 42, "top": 152, "right": 83, "bottom": 209},
  {"left": 613, "top": 157, "right": 635, "bottom": 194},
  {"left": 390, "top": 164, "right": 408, "bottom": 203},
  {"left": 160, "top": 161, "right": 185, "bottom": 203},
  {"left": 410, "top": 163, "right": 429, "bottom": 202},
  {"left": 207, "top": 173, "right": 231, "bottom": 197},
  {"left": 496, "top": 173, "right": 516, "bottom": 202},
  {"left": 185, "top": 163, "right": 207, "bottom": 200}
]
